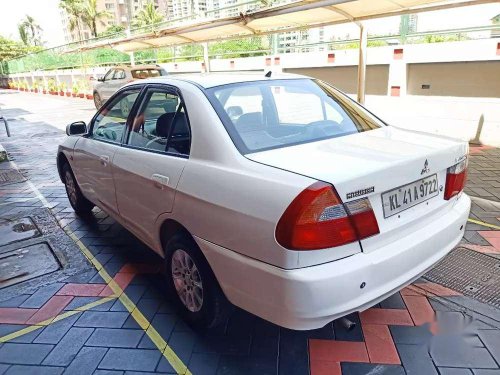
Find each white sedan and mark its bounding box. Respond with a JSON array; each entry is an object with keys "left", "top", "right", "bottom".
[{"left": 57, "top": 73, "right": 470, "bottom": 330}]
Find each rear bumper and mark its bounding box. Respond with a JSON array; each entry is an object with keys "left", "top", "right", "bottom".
[{"left": 196, "top": 194, "right": 471, "bottom": 330}]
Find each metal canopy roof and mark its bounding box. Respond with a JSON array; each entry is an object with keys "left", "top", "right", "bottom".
[{"left": 75, "top": 0, "right": 497, "bottom": 53}]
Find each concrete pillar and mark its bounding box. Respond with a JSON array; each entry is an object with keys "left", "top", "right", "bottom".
[
  {"left": 129, "top": 52, "right": 135, "bottom": 67},
  {"left": 203, "top": 43, "right": 210, "bottom": 73},
  {"left": 387, "top": 47, "right": 407, "bottom": 97},
  {"left": 356, "top": 24, "right": 367, "bottom": 104}
]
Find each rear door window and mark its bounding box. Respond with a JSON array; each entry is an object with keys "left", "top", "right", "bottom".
[
  {"left": 131, "top": 69, "right": 166, "bottom": 79},
  {"left": 127, "top": 87, "right": 190, "bottom": 156}
]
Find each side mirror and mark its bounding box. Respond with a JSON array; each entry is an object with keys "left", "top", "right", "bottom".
[
  {"left": 66, "top": 121, "right": 87, "bottom": 136},
  {"left": 97, "top": 76, "right": 105, "bottom": 82}
]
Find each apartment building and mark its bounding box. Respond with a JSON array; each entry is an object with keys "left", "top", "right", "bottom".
[{"left": 61, "top": 0, "right": 168, "bottom": 43}]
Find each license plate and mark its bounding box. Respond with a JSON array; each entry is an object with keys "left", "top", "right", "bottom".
[{"left": 382, "top": 174, "right": 439, "bottom": 218}]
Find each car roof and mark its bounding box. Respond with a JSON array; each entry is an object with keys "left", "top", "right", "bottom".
[
  {"left": 131, "top": 72, "right": 310, "bottom": 89},
  {"left": 114, "top": 64, "right": 165, "bottom": 70}
]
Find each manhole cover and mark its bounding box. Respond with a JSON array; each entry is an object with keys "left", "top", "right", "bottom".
[
  {"left": 425, "top": 247, "right": 500, "bottom": 308},
  {"left": 0, "top": 243, "right": 60, "bottom": 288},
  {"left": 0, "top": 217, "right": 40, "bottom": 247},
  {"left": 0, "top": 169, "right": 26, "bottom": 185}
]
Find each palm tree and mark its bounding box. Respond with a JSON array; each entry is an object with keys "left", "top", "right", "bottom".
[
  {"left": 18, "top": 24, "right": 29, "bottom": 45},
  {"left": 133, "top": 1, "right": 164, "bottom": 28},
  {"left": 81, "top": 0, "right": 110, "bottom": 38},
  {"left": 59, "top": 0, "right": 84, "bottom": 41},
  {"left": 18, "top": 15, "right": 43, "bottom": 46}
]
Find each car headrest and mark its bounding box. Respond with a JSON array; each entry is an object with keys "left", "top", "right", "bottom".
[
  {"left": 235, "top": 112, "right": 264, "bottom": 132},
  {"left": 156, "top": 112, "right": 175, "bottom": 138},
  {"left": 171, "top": 112, "right": 189, "bottom": 136},
  {"left": 226, "top": 106, "right": 243, "bottom": 119}
]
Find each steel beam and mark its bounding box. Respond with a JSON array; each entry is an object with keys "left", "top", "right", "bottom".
[{"left": 357, "top": 24, "right": 367, "bottom": 104}]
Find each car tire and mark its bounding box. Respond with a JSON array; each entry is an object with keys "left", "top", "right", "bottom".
[
  {"left": 164, "top": 234, "right": 229, "bottom": 330},
  {"left": 62, "top": 163, "right": 94, "bottom": 215},
  {"left": 93, "top": 92, "right": 102, "bottom": 109}
]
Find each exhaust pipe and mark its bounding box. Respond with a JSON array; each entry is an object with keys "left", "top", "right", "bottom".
[{"left": 339, "top": 317, "right": 356, "bottom": 331}]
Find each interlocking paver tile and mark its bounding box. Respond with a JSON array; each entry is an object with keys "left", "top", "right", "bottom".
[
  {"left": 42, "top": 327, "right": 94, "bottom": 366},
  {"left": 341, "top": 363, "right": 405, "bottom": 375},
  {"left": 430, "top": 335, "right": 498, "bottom": 369},
  {"left": 18, "top": 284, "right": 65, "bottom": 309},
  {"left": 86, "top": 328, "right": 144, "bottom": 348},
  {"left": 397, "top": 344, "right": 438, "bottom": 375},
  {"left": 472, "top": 370, "right": 500, "bottom": 375},
  {"left": 93, "top": 370, "right": 124, "bottom": 375},
  {"left": 74, "top": 311, "right": 129, "bottom": 328},
  {"left": 64, "top": 347, "right": 108, "bottom": 375},
  {"left": 3, "top": 365, "right": 64, "bottom": 375},
  {"left": 33, "top": 314, "right": 81, "bottom": 345},
  {"left": 0, "top": 343, "right": 54, "bottom": 365},
  {"left": 217, "top": 355, "right": 277, "bottom": 375},
  {"left": 389, "top": 325, "right": 433, "bottom": 345},
  {"left": 0, "top": 295, "right": 30, "bottom": 308},
  {"left": 439, "top": 368, "right": 473, "bottom": 375},
  {"left": 478, "top": 330, "right": 500, "bottom": 363},
  {"left": 98, "top": 348, "right": 161, "bottom": 371}
]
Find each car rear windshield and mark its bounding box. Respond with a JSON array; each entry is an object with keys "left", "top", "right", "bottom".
[
  {"left": 131, "top": 69, "right": 167, "bottom": 79},
  {"left": 206, "top": 79, "right": 385, "bottom": 154}
]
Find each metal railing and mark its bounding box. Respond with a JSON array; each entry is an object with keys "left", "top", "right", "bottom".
[
  {"left": 0, "top": 108, "right": 10, "bottom": 137},
  {"left": 1, "top": 23, "right": 499, "bottom": 75}
]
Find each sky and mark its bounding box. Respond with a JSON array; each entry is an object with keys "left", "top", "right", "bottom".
[
  {"left": 0, "top": 1, "right": 499, "bottom": 48},
  {"left": 0, "top": 0, "right": 66, "bottom": 47}
]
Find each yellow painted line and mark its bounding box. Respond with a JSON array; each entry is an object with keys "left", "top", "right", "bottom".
[
  {"left": 0, "top": 297, "right": 116, "bottom": 343},
  {"left": 64, "top": 227, "right": 191, "bottom": 374},
  {"left": 467, "top": 218, "right": 500, "bottom": 230},
  {"left": 7, "top": 160, "right": 191, "bottom": 374}
]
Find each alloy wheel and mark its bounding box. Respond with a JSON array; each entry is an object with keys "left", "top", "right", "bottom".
[
  {"left": 171, "top": 249, "right": 204, "bottom": 312},
  {"left": 65, "top": 170, "right": 77, "bottom": 206}
]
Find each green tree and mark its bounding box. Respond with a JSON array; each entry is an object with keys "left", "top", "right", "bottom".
[
  {"left": 0, "top": 36, "right": 32, "bottom": 61},
  {"left": 133, "top": 1, "right": 164, "bottom": 28},
  {"left": 98, "top": 24, "right": 126, "bottom": 37},
  {"left": 209, "top": 37, "right": 267, "bottom": 58},
  {"left": 59, "top": 0, "right": 84, "bottom": 41},
  {"left": 18, "top": 15, "right": 43, "bottom": 46},
  {"left": 81, "top": 0, "right": 110, "bottom": 38}
]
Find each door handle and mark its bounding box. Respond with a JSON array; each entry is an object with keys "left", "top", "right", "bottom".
[
  {"left": 99, "top": 155, "right": 110, "bottom": 166},
  {"left": 151, "top": 174, "right": 170, "bottom": 189}
]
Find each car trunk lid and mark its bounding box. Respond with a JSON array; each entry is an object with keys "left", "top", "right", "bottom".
[{"left": 247, "top": 126, "right": 468, "bottom": 253}]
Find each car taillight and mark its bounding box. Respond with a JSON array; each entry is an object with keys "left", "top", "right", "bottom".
[
  {"left": 276, "top": 182, "right": 379, "bottom": 250},
  {"left": 444, "top": 156, "right": 468, "bottom": 200}
]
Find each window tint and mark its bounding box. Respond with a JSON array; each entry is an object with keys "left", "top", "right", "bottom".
[
  {"left": 113, "top": 69, "right": 126, "bottom": 80},
  {"left": 131, "top": 69, "right": 167, "bottom": 79},
  {"left": 207, "top": 79, "right": 384, "bottom": 153},
  {"left": 91, "top": 89, "right": 140, "bottom": 143},
  {"left": 128, "top": 89, "right": 190, "bottom": 155}
]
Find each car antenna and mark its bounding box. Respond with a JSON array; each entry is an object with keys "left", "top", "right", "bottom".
[{"left": 265, "top": 70, "right": 272, "bottom": 78}]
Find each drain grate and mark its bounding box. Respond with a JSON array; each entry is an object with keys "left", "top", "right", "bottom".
[
  {"left": 0, "top": 169, "right": 26, "bottom": 185},
  {"left": 0, "top": 217, "right": 40, "bottom": 247},
  {"left": 425, "top": 247, "right": 500, "bottom": 308},
  {"left": 0, "top": 243, "right": 60, "bottom": 288}
]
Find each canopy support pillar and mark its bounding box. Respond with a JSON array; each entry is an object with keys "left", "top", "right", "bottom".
[
  {"left": 203, "top": 42, "right": 210, "bottom": 73},
  {"left": 356, "top": 23, "right": 367, "bottom": 104}
]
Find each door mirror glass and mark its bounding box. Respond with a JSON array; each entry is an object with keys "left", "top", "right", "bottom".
[{"left": 66, "top": 121, "right": 87, "bottom": 136}]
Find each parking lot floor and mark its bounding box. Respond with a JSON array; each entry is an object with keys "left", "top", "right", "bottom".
[{"left": 0, "top": 89, "right": 500, "bottom": 375}]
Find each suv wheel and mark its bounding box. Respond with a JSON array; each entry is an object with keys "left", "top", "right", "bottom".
[
  {"left": 62, "top": 163, "right": 94, "bottom": 215},
  {"left": 164, "top": 234, "right": 229, "bottom": 329}
]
